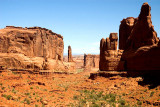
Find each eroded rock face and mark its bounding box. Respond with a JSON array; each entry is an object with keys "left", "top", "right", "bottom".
[
  {"left": 68, "top": 45, "right": 73, "bottom": 62},
  {"left": 126, "top": 3, "right": 158, "bottom": 50},
  {"left": 119, "top": 17, "right": 137, "bottom": 50},
  {"left": 0, "top": 26, "right": 64, "bottom": 61},
  {"left": 99, "top": 33, "right": 124, "bottom": 71},
  {"left": 0, "top": 26, "right": 72, "bottom": 71},
  {"left": 120, "top": 3, "right": 160, "bottom": 71},
  {"left": 84, "top": 54, "right": 99, "bottom": 70},
  {"left": 122, "top": 45, "right": 160, "bottom": 71}
]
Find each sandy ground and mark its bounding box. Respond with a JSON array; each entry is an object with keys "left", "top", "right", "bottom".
[{"left": 0, "top": 70, "right": 160, "bottom": 107}]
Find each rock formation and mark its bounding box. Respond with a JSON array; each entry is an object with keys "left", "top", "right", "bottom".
[
  {"left": 68, "top": 45, "right": 73, "bottom": 62},
  {"left": 0, "top": 26, "right": 75, "bottom": 72},
  {"left": 99, "top": 33, "right": 124, "bottom": 71},
  {"left": 119, "top": 3, "right": 159, "bottom": 51},
  {"left": 120, "top": 2, "right": 160, "bottom": 71},
  {"left": 126, "top": 2, "right": 159, "bottom": 50},
  {"left": 84, "top": 54, "right": 99, "bottom": 70},
  {"left": 0, "top": 26, "right": 64, "bottom": 60},
  {"left": 119, "top": 17, "right": 137, "bottom": 50}
]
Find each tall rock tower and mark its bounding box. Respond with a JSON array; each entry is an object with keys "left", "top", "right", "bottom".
[{"left": 68, "top": 45, "right": 73, "bottom": 62}]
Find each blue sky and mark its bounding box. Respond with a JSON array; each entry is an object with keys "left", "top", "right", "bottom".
[{"left": 0, "top": 0, "right": 160, "bottom": 55}]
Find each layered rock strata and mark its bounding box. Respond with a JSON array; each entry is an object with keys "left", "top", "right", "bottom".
[
  {"left": 0, "top": 26, "right": 75, "bottom": 71},
  {"left": 84, "top": 54, "right": 99, "bottom": 70},
  {"left": 99, "top": 33, "right": 124, "bottom": 71},
  {"left": 120, "top": 3, "right": 160, "bottom": 71}
]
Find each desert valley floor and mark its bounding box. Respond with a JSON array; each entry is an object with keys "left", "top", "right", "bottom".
[{"left": 0, "top": 70, "right": 160, "bottom": 107}]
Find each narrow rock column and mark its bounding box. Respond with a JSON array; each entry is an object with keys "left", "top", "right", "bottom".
[{"left": 68, "top": 45, "right": 73, "bottom": 62}]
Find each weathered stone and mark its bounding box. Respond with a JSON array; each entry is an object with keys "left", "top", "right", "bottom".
[
  {"left": 99, "top": 33, "right": 124, "bottom": 71},
  {"left": 119, "top": 17, "right": 137, "bottom": 50},
  {"left": 120, "top": 3, "right": 160, "bottom": 72},
  {"left": 84, "top": 54, "right": 99, "bottom": 70},
  {"left": 126, "top": 2, "right": 159, "bottom": 50},
  {"left": 68, "top": 45, "right": 73, "bottom": 62},
  {"left": 0, "top": 26, "right": 64, "bottom": 60},
  {"left": 109, "top": 33, "right": 118, "bottom": 50},
  {"left": 0, "top": 26, "right": 75, "bottom": 72}
]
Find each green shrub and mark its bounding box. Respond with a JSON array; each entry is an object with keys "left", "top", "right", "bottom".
[
  {"left": 144, "top": 89, "right": 147, "bottom": 92},
  {"left": 73, "top": 95, "right": 79, "bottom": 100},
  {"left": 137, "top": 101, "right": 142, "bottom": 105},
  {"left": 2, "top": 94, "right": 12, "bottom": 100},
  {"left": 150, "top": 91, "right": 154, "bottom": 97},
  {"left": 25, "top": 92, "right": 30, "bottom": 96},
  {"left": 24, "top": 98, "right": 30, "bottom": 104},
  {"left": 35, "top": 104, "right": 38, "bottom": 107},
  {"left": 119, "top": 99, "right": 126, "bottom": 105}
]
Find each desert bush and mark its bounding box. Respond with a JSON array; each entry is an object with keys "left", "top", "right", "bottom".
[
  {"left": 137, "top": 101, "right": 142, "bottom": 105},
  {"left": 144, "top": 89, "right": 147, "bottom": 92},
  {"left": 24, "top": 98, "right": 30, "bottom": 104},
  {"left": 2, "top": 94, "right": 12, "bottom": 100},
  {"left": 150, "top": 91, "right": 154, "bottom": 97},
  {"left": 118, "top": 99, "right": 126, "bottom": 105},
  {"left": 25, "top": 92, "right": 30, "bottom": 96},
  {"left": 12, "top": 88, "right": 17, "bottom": 94},
  {"left": 71, "top": 90, "right": 128, "bottom": 107}
]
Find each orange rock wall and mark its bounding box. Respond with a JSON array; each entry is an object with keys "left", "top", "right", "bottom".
[
  {"left": 0, "top": 26, "right": 64, "bottom": 61},
  {"left": 99, "top": 33, "right": 124, "bottom": 71},
  {"left": 84, "top": 54, "right": 99, "bottom": 69}
]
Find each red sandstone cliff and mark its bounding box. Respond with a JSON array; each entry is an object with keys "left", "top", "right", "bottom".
[
  {"left": 119, "top": 17, "right": 137, "bottom": 50},
  {"left": 99, "top": 33, "right": 124, "bottom": 71},
  {"left": 0, "top": 26, "right": 64, "bottom": 60},
  {"left": 120, "top": 3, "right": 160, "bottom": 71},
  {"left": 84, "top": 54, "right": 99, "bottom": 70},
  {"left": 0, "top": 26, "right": 75, "bottom": 71}
]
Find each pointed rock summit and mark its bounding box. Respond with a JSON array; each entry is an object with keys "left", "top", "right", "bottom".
[
  {"left": 127, "top": 2, "right": 159, "bottom": 49},
  {"left": 119, "top": 2, "right": 159, "bottom": 50}
]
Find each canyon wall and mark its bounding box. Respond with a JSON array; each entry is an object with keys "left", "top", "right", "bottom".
[
  {"left": 0, "top": 26, "right": 64, "bottom": 60},
  {"left": 0, "top": 26, "right": 75, "bottom": 71}
]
